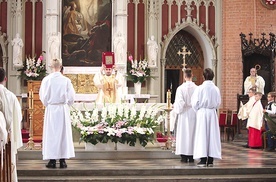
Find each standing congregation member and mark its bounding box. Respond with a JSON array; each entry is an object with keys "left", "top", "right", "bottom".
[
  {"left": 0, "top": 68, "right": 23, "bottom": 181},
  {"left": 263, "top": 92, "right": 276, "bottom": 152},
  {"left": 191, "top": 68, "right": 221, "bottom": 167},
  {"left": 39, "top": 59, "right": 75, "bottom": 168},
  {"left": 173, "top": 68, "right": 197, "bottom": 163},
  {"left": 246, "top": 92, "right": 264, "bottom": 149},
  {"left": 244, "top": 67, "right": 265, "bottom": 94}
]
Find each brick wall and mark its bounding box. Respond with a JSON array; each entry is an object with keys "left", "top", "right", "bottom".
[{"left": 222, "top": 0, "right": 276, "bottom": 110}]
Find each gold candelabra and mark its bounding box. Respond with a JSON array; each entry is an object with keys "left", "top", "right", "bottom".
[
  {"left": 25, "top": 90, "right": 35, "bottom": 150},
  {"left": 164, "top": 89, "right": 172, "bottom": 150}
]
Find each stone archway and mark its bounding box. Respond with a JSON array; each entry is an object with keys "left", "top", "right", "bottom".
[{"left": 160, "top": 22, "right": 217, "bottom": 103}]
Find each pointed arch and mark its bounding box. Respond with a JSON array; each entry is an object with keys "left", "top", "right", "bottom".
[{"left": 161, "top": 22, "right": 216, "bottom": 69}]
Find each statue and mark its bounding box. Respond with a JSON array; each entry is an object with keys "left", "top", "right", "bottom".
[
  {"left": 11, "top": 33, "right": 24, "bottom": 67},
  {"left": 113, "top": 32, "right": 126, "bottom": 64},
  {"left": 147, "top": 35, "right": 158, "bottom": 66},
  {"left": 48, "top": 32, "right": 61, "bottom": 62},
  {"left": 0, "top": 33, "right": 9, "bottom": 57}
]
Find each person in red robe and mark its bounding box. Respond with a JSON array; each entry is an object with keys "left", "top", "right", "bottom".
[{"left": 247, "top": 92, "right": 264, "bottom": 148}]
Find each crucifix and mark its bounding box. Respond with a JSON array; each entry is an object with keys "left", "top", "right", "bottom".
[{"left": 177, "top": 46, "right": 192, "bottom": 68}]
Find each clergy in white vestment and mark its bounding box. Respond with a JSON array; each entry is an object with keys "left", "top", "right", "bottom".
[
  {"left": 93, "top": 65, "right": 124, "bottom": 103},
  {"left": 39, "top": 59, "right": 75, "bottom": 168},
  {"left": 173, "top": 68, "right": 197, "bottom": 163},
  {"left": 244, "top": 68, "right": 265, "bottom": 94},
  {"left": 0, "top": 68, "right": 23, "bottom": 182},
  {"left": 191, "top": 68, "right": 221, "bottom": 167}
]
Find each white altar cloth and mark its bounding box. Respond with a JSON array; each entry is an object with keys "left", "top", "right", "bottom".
[
  {"left": 75, "top": 94, "right": 158, "bottom": 103},
  {"left": 72, "top": 102, "right": 167, "bottom": 111}
]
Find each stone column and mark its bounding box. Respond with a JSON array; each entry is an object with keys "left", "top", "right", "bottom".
[
  {"left": 7, "top": 0, "right": 23, "bottom": 95},
  {"left": 44, "top": 0, "right": 60, "bottom": 69},
  {"left": 113, "top": 0, "right": 128, "bottom": 87}
]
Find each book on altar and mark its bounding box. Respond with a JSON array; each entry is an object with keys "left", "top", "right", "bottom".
[{"left": 102, "top": 52, "right": 115, "bottom": 68}]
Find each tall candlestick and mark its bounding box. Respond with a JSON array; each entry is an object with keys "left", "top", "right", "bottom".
[
  {"left": 28, "top": 91, "right": 31, "bottom": 109},
  {"left": 31, "top": 90, "right": 34, "bottom": 109},
  {"left": 167, "top": 89, "right": 171, "bottom": 109}
]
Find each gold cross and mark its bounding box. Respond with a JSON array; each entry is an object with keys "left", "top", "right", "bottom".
[
  {"left": 177, "top": 46, "right": 191, "bottom": 68},
  {"left": 106, "top": 83, "right": 113, "bottom": 96}
]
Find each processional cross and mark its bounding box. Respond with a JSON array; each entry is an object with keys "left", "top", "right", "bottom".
[{"left": 177, "top": 46, "right": 192, "bottom": 68}]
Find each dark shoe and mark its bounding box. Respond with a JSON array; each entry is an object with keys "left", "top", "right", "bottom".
[
  {"left": 46, "top": 160, "right": 56, "bottom": 168},
  {"left": 207, "top": 157, "right": 213, "bottom": 167},
  {"left": 242, "top": 144, "right": 249, "bottom": 148},
  {"left": 187, "top": 155, "right": 194, "bottom": 163},
  {"left": 197, "top": 161, "right": 206, "bottom": 167},
  {"left": 180, "top": 155, "right": 188, "bottom": 163},
  {"left": 59, "top": 159, "right": 67, "bottom": 168},
  {"left": 197, "top": 158, "right": 207, "bottom": 167},
  {"left": 265, "top": 148, "right": 275, "bottom": 152}
]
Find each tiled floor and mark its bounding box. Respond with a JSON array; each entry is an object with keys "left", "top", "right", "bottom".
[{"left": 17, "top": 141, "right": 276, "bottom": 170}]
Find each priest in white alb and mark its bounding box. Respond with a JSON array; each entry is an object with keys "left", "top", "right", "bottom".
[
  {"left": 191, "top": 68, "right": 221, "bottom": 167},
  {"left": 0, "top": 68, "right": 23, "bottom": 182},
  {"left": 173, "top": 68, "right": 197, "bottom": 163},
  {"left": 39, "top": 58, "right": 75, "bottom": 168}
]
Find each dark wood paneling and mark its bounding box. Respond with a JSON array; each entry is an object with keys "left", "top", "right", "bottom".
[
  {"left": 35, "top": 2, "right": 43, "bottom": 56},
  {"left": 127, "top": 3, "right": 135, "bottom": 57},
  {"left": 25, "top": 2, "right": 33, "bottom": 56},
  {"left": 162, "top": 2, "right": 169, "bottom": 39},
  {"left": 208, "top": 2, "right": 215, "bottom": 37},
  {"left": 137, "top": 2, "right": 145, "bottom": 59},
  {"left": 171, "top": 2, "right": 178, "bottom": 29},
  {"left": 1, "top": 2, "right": 7, "bottom": 32},
  {"left": 199, "top": 2, "right": 206, "bottom": 31}
]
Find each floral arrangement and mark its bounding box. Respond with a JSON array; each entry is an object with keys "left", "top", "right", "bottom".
[
  {"left": 18, "top": 53, "right": 47, "bottom": 80},
  {"left": 71, "top": 103, "right": 165, "bottom": 147},
  {"left": 126, "top": 55, "right": 151, "bottom": 83}
]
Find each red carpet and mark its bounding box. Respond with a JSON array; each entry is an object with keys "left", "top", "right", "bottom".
[{"left": 21, "top": 129, "right": 42, "bottom": 143}]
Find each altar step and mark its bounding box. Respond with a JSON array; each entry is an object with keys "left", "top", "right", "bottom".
[
  {"left": 17, "top": 142, "right": 276, "bottom": 181},
  {"left": 17, "top": 159, "right": 276, "bottom": 182}
]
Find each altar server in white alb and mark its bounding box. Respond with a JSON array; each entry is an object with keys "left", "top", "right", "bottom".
[
  {"left": 0, "top": 68, "right": 23, "bottom": 182},
  {"left": 39, "top": 59, "right": 75, "bottom": 168},
  {"left": 191, "top": 68, "right": 221, "bottom": 167},
  {"left": 173, "top": 68, "right": 197, "bottom": 163}
]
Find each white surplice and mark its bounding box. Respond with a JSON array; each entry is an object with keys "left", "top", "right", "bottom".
[
  {"left": 0, "top": 84, "right": 23, "bottom": 182},
  {"left": 191, "top": 80, "right": 221, "bottom": 160},
  {"left": 39, "top": 72, "right": 75, "bottom": 160},
  {"left": 173, "top": 81, "right": 197, "bottom": 156},
  {"left": 238, "top": 96, "right": 256, "bottom": 120},
  {"left": 246, "top": 100, "right": 263, "bottom": 130}
]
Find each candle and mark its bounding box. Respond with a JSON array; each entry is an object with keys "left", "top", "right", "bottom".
[
  {"left": 31, "top": 91, "right": 34, "bottom": 109},
  {"left": 167, "top": 89, "right": 171, "bottom": 109},
  {"left": 28, "top": 91, "right": 31, "bottom": 109}
]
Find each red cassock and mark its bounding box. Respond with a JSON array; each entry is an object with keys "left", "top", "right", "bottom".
[{"left": 248, "top": 127, "right": 262, "bottom": 148}]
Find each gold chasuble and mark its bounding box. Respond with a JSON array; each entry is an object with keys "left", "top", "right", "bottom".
[{"left": 102, "top": 75, "right": 117, "bottom": 103}]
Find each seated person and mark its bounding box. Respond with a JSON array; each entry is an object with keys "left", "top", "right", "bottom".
[{"left": 263, "top": 92, "right": 276, "bottom": 152}]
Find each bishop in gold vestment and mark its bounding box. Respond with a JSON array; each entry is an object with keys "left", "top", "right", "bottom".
[{"left": 93, "top": 66, "right": 124, "bottom": 103}]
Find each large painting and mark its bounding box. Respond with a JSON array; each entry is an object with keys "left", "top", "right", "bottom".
[{"left": 62, "top": 0, "right": 112, "bottom": 67}]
